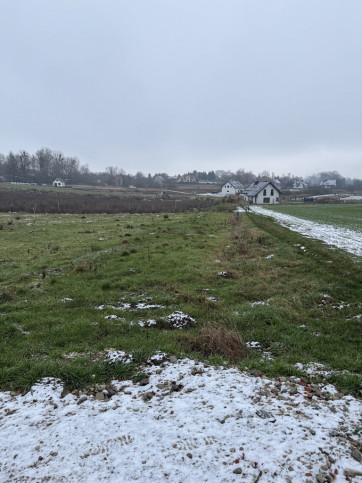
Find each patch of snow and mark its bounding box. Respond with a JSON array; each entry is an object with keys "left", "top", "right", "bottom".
[
  {"left": 96, "top": 302, "right": 164, "bottom": 311},
  {"left": 105, "top": 351, "right": 133, "bottom": 365},
  {"left": 0, "top": 360, "right": 361, "bottom": 482},
  {"left": 348, "top": 314, "right": 362, "bottom": 320},
  {"left": 246, "top": 341, "right": 262, "bottom": 350},
  {"left": 265, "top": 254, "right": 274, "bottom": 259},
  {"left": 137, "top": 319, "right": 157, "bottom": 328},
  {"left": 261, "top": 351, "right": 274, "bottom": 361},
  {"left": 165, "top": 311, "right": 196, "bottom": 329},
  {"left": 60, "top": 297, "right": 73, "bottom": 302},
  {"left": 250, "top": 301, "right": 269, "bottom": 307},
  {"left": 332, "top": 302, "right": 350, "bottom": 310},
  {"left": 247, "top": 206, "right": 362, "bottom": 256},
  {"left": 246, "top": 341, "right": 274, "bottom": 360},
  {"left": 207, "top": 296, "right": 219, "bottom": 302},
  {"left": 295, "top": 362, "right": 335, "bottom": 378},
  {"left": 136, "top": 303, "right": 164, "bottom": 310},
  {"left": 342, "top": 195, "right": 362, "bottom": 201},
  {"left": 146, "top": 351, "right": 169, "bottom": 365}
]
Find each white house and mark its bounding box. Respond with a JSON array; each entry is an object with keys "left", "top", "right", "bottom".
[
  {"left": 53, "top": 178, "right": 66, "bottom": 187},
  {"left": 292, "top": 179, "right": 309, "bottom": 190},
  {"left": 221, "top": 180, "right": 243, "bottom": 196},
  {"left": 320, "top": 179, "right": 337, "bottom": 188},
  {"left": 242, "top": 181, "right": 280, "bottom": 204}
]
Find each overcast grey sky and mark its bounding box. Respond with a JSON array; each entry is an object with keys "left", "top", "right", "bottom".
[{"left": 1, "top": 0, "right": 361, "bottom": 177}]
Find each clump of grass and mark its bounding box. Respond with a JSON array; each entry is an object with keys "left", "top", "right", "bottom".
[
  {"left": 180, "top": 322, "right": 247, "bottom": 362},
  {"left": 73, "top": 264, "right": 91, "bottom": 273},
  {"left": 0, "top": 287, "right": 16, "bottom": 303}
]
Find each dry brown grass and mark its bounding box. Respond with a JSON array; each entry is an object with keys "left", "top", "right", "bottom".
[{"left": 180, "top": 322, "right": 248, "bottom": 361}]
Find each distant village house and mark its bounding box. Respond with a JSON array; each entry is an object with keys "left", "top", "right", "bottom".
[
  {"left": 320, "top": 179, "right": 337, "bottom": 188},
  {"left": 53, "top": 178, "right": 66, "bottom": 187},
  {"left": 221, "top": 180, "right": 243, "bottom": 196},
  {"left": 242, "top": 180, "right": 280, "bottom": 204},
  {"left": 177, "top": 175, "right": 197, "bottom": 183},
  {"left": 292, "top": 179, "right": 309, "bottom": 190}
]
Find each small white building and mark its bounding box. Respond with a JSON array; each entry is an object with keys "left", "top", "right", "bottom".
[
  {"left": 320, "top": 179, "right": 337, "bottom": 188},
  {"left": 242, "top": 181, "right": 280, "bottom": 204},
  {"left": 292, "top": 179, "right": 309, "bottom": 190},
  {"left": 53, "top": 178, "right": 66, "bottom": 187},
  {"left": 221, "top": 180, "right": 243, "bottom": 196}
]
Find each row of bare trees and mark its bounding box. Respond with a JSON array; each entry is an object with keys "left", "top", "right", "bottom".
[
  {"left": 0, "top": 149, "right": 81, "bottom": 185},
  {"left": 1, "top": 148, "right": 361, "bottom": 190}
]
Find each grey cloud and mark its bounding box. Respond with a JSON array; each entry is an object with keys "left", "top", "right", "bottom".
[{"left": 0, "top": 0, "right": 361, "bottom": 177}]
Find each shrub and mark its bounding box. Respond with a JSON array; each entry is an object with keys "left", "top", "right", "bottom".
[{"left": 180, "top": 322, "right": 247, "bottom": 362}]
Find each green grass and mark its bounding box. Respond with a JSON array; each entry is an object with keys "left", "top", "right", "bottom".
[
  {"left": 0, "top": 209, "right": 361, "bottom": 395},
  {"left": 260, "top": 203, "right": 362, "bottom": 232}
]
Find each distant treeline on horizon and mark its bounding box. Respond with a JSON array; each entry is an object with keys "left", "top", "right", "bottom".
[{"left": 1, "top": 148, "right": 361, "bottom": 189}]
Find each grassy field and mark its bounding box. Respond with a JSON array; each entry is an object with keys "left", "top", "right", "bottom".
[
  {"left": 0, "top": 209, "right": 361, "bottom": 395},
  {"left": 260, "top": 203, "right": 362, "bottom": 232},
  {"left": 0, "top": 182, "right": 218, "bottom": 199}
]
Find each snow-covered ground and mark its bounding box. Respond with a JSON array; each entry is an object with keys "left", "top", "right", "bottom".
[
  {"left": 342, "top": 196, "right": 362, "bottom": 201},
  {"left": 1, "top": 358, "right": 361, "bottom": 482},
  {"left": 245, "top": 206, "right": 362, "bottom": 257}
]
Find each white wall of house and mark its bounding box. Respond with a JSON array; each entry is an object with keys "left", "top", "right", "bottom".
[
  {"left": 255, "top": 184, "right": 279, "bottom": 203},
  {"left": 245, "top": 183, "right": 280, "bottom": 204},
  {"left": 221, "top": 182, "right": 240, "bottom": 195},
  {"left": 53, "top": 179, "right": 65, "bottom": 187}
]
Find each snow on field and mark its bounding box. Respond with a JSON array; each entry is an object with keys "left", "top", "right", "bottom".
[
  {"left": 342, "top": 196, "right": 362, "bottom": 201},
  {"left": 1, "top": 358, "right": 361, "bottom": 482},
  {"left": 247, "top": 206, "right": 362, "bottom": 257}
]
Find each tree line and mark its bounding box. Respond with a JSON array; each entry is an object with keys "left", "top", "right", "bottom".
[{"left": 1, "top": 148, "right": 361, "bottom": 190}]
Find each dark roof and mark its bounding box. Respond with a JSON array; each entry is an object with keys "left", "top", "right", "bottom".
[
  {"left": 243, "top": 181, "right": 279, "bottom": 197},
  {"left": 224, "top": 180, "right": 243, "bottom": 189}
]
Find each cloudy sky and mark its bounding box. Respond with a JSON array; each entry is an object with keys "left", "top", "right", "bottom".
[{"left": 1, "top": 0, "right": 361, "bottom": 177}]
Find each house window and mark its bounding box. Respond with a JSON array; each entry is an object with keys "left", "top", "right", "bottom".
[
  {"left": 263, "top": 197, "right": 270, "bottom": 203},
  {"left": 271, "top": 189, "right": 274, "bottom": 196},
  {"left": 263, "top": 189, "right": 266, "bottom": 196}
]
